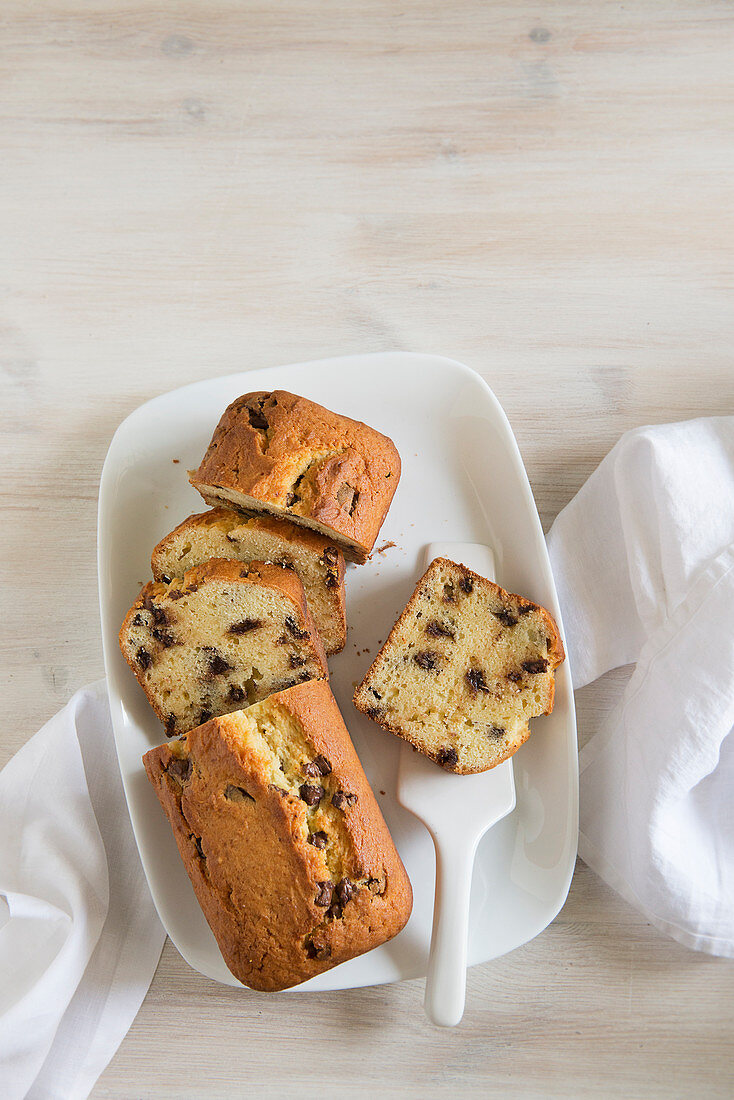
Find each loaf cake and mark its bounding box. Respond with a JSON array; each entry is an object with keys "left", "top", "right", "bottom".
[
  {"left": 188, "top": 390, "right": 400, "bottom": 563},
  {"left": 143, "top": 680, "right": 413, "bottom": 990},
  {"left": 119, "top": 559, "right": 328, "bottom": 738},
  {"left": 151, "top": 508, "right": 347, "bottom": 656},
  {"left": 353, "top": 557, "right": 565, "bottom": 774}
]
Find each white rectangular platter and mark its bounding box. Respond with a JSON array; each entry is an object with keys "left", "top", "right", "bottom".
[{"left": 98, "top": 352, "right": 578, "bottom": 991}]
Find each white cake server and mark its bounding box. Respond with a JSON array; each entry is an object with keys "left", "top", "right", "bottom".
[{"left": 397, "top": 541, "right": 516, "bottom": 1028}]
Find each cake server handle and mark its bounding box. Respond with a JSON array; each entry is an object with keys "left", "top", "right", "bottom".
[{"left": 423, "top": 826, "right": 480, "bottom": 1028}]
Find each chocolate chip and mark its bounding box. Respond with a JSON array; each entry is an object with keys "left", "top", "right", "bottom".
[
  {"left": 285, "top": 492, "right": 299, "bottom": 506},
  {"left": 302, "top": 755, "right": 332, "bottom": 778},
  {"left": 225, "top": 532, "right": 239, "bottom": 544},
  {"left": 298, "top": 670, "right": 311, "bottom": 682},
  {"left": 335, "top": 878, "right": 356, "bottom": 906},
  {"left": 459, "top": 576, "right": 474, "bottom": 594},
  {"left": 314, "top": 881, "right": 334, "bottom": 907},
  {"left": 169, "top": 588, "right": 186, "bottom": 600},
  {"left": 487, "top": 725, "right": 505, "bottom": 740},
  {"left": 165, "top": 713, "right": 177, "bottom": 737},
  {"left": 289, "top": 653, "right": 307, "bottom": 669},
  {"left": 199, "top": 709, "right": 213, "bottom": 724},
  {"left": 365, "top": 706, "right": 384, "bottom": 721},
  {"left": 136, "top": 647, "right": 152, "bottom": 670},
  {"left": 493, "top": 609, "right": 518, "bottom": 628},
  {"left": 299, "top": 783, "right": 324, "bottom": 806},
  {"left": 465, "top": 667, "right": 490, "bottom": 694},
  {"left": 437, "top": 746, "right": 459, "bottom": 768},
  {"left": 228, "top": 619, "right": 263, "bottom": 635},
  {"left": 367, "top": 875, "right": 387, "bottom": 895},
  {"left": 442, "top": 583, "right": 456, "bottom": 603},
  {"left": 327, "top": 902, "right": 343, "bottom": 920},
  {"left": 324, "top": 572, "right": 338, "bottom": 588},
  {"left": 308, "top": 831, "right": 328, "bottom": 849},
  {"left": 518, "top": 604, "right": 534, "bottom": 616},
  {"left": 132, "top": 613, "right": 145, "bottom": 626},
  {"left": 306, "top": 940, "right": 331, "bottom": 960},
  {"left": 370, "top": 688, "right": 382, "bottom": 700},
  {"left": 285, "top": 616, "right": 308, "bottom": 640},
  {"left": 522, "top": 658, "right": 549, "bottom": 674},
  {"left": 332, "top": 790, "right": 358, "bottom": 810},
  {"left": 206, "top": 651, "right": 233, "bottom": 676},
  {"left": 414, "top": 650, "right": 440, "bottom": 671},
  {"left": 426, "top": 620, "right": 455, "bottom": 640},
  {"left": 322, "top": 546, "right": 339, "bottom": 565},
  {"left": 167, "top": 756, "right": 192, "bottom": 782},
  {"left": 228, "top": 684, "right": 246, "bottom": 703},
  {"left": 152, "top": 628, "right": 177, "bottom": 648},
  {"left": 507, "top": 671, "right": 523, "bottom": 683},
  {"left": 336, "top": 482, "right": 356, "bottom": 512},
  {"left": 224, "top": 784, "right": 254, "bottom": 802},
  {"left": 247, "top": 405, "right": 269, "bottom": 430}
]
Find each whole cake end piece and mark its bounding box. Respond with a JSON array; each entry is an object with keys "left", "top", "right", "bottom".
[
  {"left": 188, "top": 390, "right": 400, "bottom": 563},
  {"left": 143, "top": 679, "right": 413, "bottom": 990}
]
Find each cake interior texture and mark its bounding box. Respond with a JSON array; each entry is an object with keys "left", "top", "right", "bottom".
[
  {"left": 194, "top": 482, "right": 369, "bottom": 562},
  {"left": 145, "top": 683, "right": 412, "bottom": 990},
  {"left": 353, "top": 557, "right": 564, "bottom": 774},
  {"left": 120, "top": 562, "right": 327, "bottom": 738},
  {"left": 151, "top": 508, "right": 346, "bottom": 655}
]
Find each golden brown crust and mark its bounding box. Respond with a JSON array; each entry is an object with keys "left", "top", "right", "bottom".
[
  {"left": 143, "top": 680, "right": 412, "bottom": 990},
  {"left": 118, "top": 559, "right": 328, "bottom": 734},
  {"left": 188, "top": 391, "right": 401, "bottom": 562},
  {"left": 150, "top": 508, "right": 347, "bottom": 655}
]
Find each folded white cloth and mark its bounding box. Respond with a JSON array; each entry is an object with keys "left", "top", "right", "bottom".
[
  {"left": 548, "top": 416, "right": 734, "bottom": 957},
  {"left": 0, "top": 681, "right": 166, "bottom": 1100}
]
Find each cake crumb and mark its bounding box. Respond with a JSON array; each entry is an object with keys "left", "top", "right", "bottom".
[
  {"left": 172, "top": 458, "right": 180, "bottom": 464},
  {"left": 376, "top": 541, "right": 397, "bottom": 554},
  {"left": 380, "top": 790, "right": 386, "bottom": 796}
]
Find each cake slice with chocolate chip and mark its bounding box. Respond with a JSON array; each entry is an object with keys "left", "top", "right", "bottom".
[
  {"left": 353, "top": 557, "right": 565, "bottom": 774},
  {"left": 119, "top": 559, "right": 328, "bottom": 738},
  {"left": 151, "top": 508, "right": 346, "bottom": 655},
  {"left": 143, "top": 679, "right": 412, "bottom": 990}
]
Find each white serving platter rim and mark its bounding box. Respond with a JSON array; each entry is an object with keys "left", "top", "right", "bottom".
[{"left": 98, "top": 351, "right": 579, "bottom": 993}]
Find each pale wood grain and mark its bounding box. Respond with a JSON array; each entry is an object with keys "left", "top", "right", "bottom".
[{"left": 2, "top": 1, "right": 734, "bottom": 1097}]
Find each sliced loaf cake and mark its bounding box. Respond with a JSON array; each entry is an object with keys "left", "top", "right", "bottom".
[
  {"left": 353, "top": 557, "right": 565, "bottom": 774},
  {"left": 143, "top": 679, "right": 413, "bottom": 990},
  {"left": 119, "top": 559, "right": 328, "bottom": 738},
  {"left": 188, "top": 390, "right": 400, "bottom": 563},
  {"left": 151, "top": 508, "right": 346, "bottom": 656}
]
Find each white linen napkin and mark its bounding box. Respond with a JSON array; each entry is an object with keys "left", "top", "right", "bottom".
[
  {"left": 547, "top": 416, "right": 734, "bottom": 957},
  {"left": 0, "top": 680, "right": 166, "bottom": 1100}
]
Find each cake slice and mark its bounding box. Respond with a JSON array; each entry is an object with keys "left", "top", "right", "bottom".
[
  {"left": 119, "top": 559, "right": 328, "bottom": 738},
  {"left": 151, "top": 508, "right": 347, "bottom": 656},
  {"left": 353, "top": 557, "right": 565, "bottom": 774},
  {"left": 188, "top": 390, "right": 400, "bottom": 563},
  {"left": 143, "top": 680, "right": 413, "bottom": 991}
]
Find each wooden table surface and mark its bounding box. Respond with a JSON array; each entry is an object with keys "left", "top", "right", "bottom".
[{"left": 2, "top": 2, "right": 734, "bottom": 1097}]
